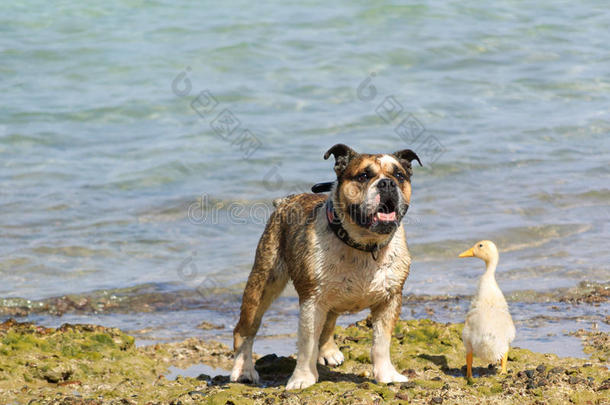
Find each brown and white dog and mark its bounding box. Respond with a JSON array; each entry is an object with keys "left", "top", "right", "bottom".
[{"left": 230, "top": 144, "right": 422, "bottom": 389}]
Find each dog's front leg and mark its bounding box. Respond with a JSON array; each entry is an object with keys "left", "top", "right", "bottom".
[
  {"left": 286, "top": 299, "right": 326, "bottom": 390},
  {"left": 370, "top": 294, "right": 408, "bottom": 384}
]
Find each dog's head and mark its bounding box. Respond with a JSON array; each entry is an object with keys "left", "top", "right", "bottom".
[{"left": 324, "top": 143, "right": 422, "bottom": 239}]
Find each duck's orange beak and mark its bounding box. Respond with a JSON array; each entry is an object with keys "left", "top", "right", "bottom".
[{"left": 458, "top": 247, "right": 475, "bottom": 258}]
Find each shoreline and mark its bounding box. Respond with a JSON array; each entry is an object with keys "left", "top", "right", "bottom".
[
  {"left": 1, "top": 281, "right": 607, "bottom": 317},
  {"left": 1, "top": 282, "right": 607, "bottom": 364},
  {"left": 0, "top": 318, "right": 607, "bottom": 404}
]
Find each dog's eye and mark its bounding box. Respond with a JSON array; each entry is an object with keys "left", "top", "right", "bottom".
[
  {"left": 394, "top": 171, "right": 406, "bottom": 183},
  {"left": 356, "top": 172, "right": 368, "bottom": 182}
]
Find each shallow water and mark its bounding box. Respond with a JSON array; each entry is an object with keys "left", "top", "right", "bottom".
[
  {"left": 22, "top": 284, "right": 609, "bottom": 359},
  {"left": 1, "top": 1, "right": 608, "bottom": 356}
]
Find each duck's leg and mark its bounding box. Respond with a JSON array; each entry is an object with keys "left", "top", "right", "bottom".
[
  {"left": 500, "top": 351, "right": 508, "bottom": 374},
  {"left": 466, "top": 351, "right": 473, "bottom": 379}
]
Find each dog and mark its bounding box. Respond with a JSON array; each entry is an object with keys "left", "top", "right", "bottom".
[{"left": 230, "top": 144, "right": 422, "bottom": 389}]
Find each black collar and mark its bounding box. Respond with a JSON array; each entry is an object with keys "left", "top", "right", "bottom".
[{"left": 325, "top": 199, "right": 393, "bottom": 261}]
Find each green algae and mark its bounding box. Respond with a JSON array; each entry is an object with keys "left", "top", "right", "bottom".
[
  {"left": 0, "top": 320, "right": 161, "bottom": 402},
  {"left": 0, "top": 318, "right": 607, "bottom": 404},
  {"left": 570, "top": 329, "right": 610, "bottom": 363}
]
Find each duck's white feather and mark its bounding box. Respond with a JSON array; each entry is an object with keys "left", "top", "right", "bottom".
[{"left": 462, "top": 267, "right": 515, "bottom": 363}]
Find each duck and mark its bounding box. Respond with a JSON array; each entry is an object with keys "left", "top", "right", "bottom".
[{"left": 458, "top": 240, "right": 515, "bottom": 379}]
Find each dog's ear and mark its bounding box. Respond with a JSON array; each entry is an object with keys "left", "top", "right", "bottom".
[
  {"left": 324, "top": 144, "right": 358, "bottom": 176},
  {"left": 393, "top": 149, "right": 422, "bottom": 167},
  {"left": 393, "top": 149, "right": 422, "bottom": 177}
]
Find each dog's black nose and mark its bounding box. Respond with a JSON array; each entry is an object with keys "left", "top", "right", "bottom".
[{"left": 377, "top": 178, "right": 396, "bottom": 190}]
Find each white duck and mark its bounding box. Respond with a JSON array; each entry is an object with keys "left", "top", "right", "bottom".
[{"left": 459, "top": 240, "right": 515, "bottom": 379}]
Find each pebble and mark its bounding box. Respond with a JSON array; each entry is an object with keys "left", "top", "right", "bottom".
[
  {"left": 211, "top": 375, "right": 229, "bottom": 385},
  {"left": 536, "top": 364, "right": 546, "bottom": 373},
  {"left": 431, "top": 397, "right": 443, "bottom": 404},
  {"left": 548, "top": 367, "right": 565, "bottom": 375},
  {"left": 525, "top": 369, "right": 535, "bottom": 379},
  {"left": 196, "top": 321, "right": 223, "bottom": 330},
  {"left": 395, "top": 392, "right": 409, "bottom": 401},
  {"left": 401, "top": 381, "right": 416, "bottom": 389},
  {"left": 402, "top": 369, "right": 417, "bottom": 378},
  {"left": 569, "top": 376, "right": 583, "bottom": 385}
]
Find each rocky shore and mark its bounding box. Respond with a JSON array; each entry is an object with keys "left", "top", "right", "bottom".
[
  {"left": 0, "top": 316, "right": 607, "bottom": 404},
  {"left": 1, "top": 281, "right": 607, "bottom": 319}
]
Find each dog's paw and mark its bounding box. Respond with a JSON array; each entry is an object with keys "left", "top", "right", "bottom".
[
  {"left": 317, "top": 346, "right": 345, "bottom": 367},
  {"left": 286, "top": 371, "right": 317, "bottom": 390},
  {"left": 230, "top": 362, "right": 260, "bottom": 384},
  {"left": 374, "top": 366, "right": 408, "bottom": 384}
]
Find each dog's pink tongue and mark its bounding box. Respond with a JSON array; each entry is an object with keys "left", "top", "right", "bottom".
[{"left": 376, "top": 212, "right": 396, "bottom": 221}]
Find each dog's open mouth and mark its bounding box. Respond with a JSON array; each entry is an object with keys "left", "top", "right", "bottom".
[{"left": 371, "top": 200, "right": 397, "bottom": 224}]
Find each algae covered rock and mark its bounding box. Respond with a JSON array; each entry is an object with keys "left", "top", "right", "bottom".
[
  {"left": 0, "top": 318, "right": 608, "bottom": 404},
  {"left": 0, "top": 319, "right": 157, "bottom": 401}
]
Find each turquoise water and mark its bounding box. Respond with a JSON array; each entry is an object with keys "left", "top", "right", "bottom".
[{"left": 1, "top": 0, "right": 608, "bottom": 306}]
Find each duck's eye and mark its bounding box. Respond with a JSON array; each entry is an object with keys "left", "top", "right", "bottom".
[
  {"left": 356, "top": 172, "right": 369, "bottom": 182},
  {"left": 479, "top": 244, "right": 483, "bottom": 248}
]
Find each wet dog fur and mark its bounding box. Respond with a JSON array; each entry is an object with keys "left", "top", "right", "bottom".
[{"left": 230, "top": 144, "right": 422, "bottom": 389}]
